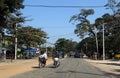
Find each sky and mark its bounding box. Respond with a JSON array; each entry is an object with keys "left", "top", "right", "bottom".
[{"left": 21, "top": 0, "right": 118, "bottom": 45}]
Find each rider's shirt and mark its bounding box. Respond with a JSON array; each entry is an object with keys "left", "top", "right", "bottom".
[{"left": 39, "top": 52, "right": 48, "bottom": 60}]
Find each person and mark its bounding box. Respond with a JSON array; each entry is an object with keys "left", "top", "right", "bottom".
[
  {"left": 42, "top": 51, "right": 48, "bottom": 66},
  {"left": 52, "top": 51, "right": 60, "bottom": 67},
  {"left": 39, "top": 51, "right": 48, "bottom": 67}
]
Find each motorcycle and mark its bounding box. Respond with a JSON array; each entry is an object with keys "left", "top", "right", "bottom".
[
  {"left": 54, "top": 57, "right": 60, "bottom": 68},
  {"left": 38, "top": 57, "right": 46, "bottom": 68}
]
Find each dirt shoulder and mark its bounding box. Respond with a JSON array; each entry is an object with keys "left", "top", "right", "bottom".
[
  {"left": 0, "top": 58, "right": 53, "bottom": 78},
  {"left": 84, "top": 59, "right": 120, "bottom": 76}
]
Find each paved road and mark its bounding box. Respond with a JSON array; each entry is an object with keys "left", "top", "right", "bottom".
[{"left": 11, "top": 58, "right": 112, "bottom": 78}]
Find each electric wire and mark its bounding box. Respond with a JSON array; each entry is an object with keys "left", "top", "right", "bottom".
[{"left": 25, "top": 5, "right": 105, "bottom": 8}]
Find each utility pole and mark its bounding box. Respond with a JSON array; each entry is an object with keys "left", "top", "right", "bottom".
[
  {"left": 45, "top": 43, "right": 47, "bottom": 53},
  {"left": 15, "top": 23, "right": 18, "bottom": 60},
  {"left": 94, "top": 28, "right": 99, "bottom": 58},
  {"left": 103, "top": 23, "right": 105, "bottom": 60}
]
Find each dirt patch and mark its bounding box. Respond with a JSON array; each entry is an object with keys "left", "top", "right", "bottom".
[{"left": 0, "top": 58, "right": 53, "bottom": 78}]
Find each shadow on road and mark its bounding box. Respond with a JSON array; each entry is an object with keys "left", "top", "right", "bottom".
[
  {"left": 114, "top": 69, "right": 120, "bottom": 72},
  {"left": 56, "top": 70, "right": 120, "bottom": 78},
  {"left": 105, "top": 72, "right": 120, "bottom": 78},
  {"left": 47, "top": 65, "right": 55, "bottom": 68},
  {"left": 32, "top": 65, "right": 56, "bottom": 69},
  {"left": 32, "top": 66, "right": 40, "bottom": 69},
  {"left": 56, "top": 70, "right": 107, "bottom": 76}
]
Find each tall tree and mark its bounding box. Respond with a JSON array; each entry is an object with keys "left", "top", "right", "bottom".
[
  {"left": 70, "top": 9, "right": 94, "bottom": 38},
  {"left": 0, "top": 0, "right": 24, "bottom": 58},
  {"left": 70, "top": 9, "right": 100, "bottom": 57}
]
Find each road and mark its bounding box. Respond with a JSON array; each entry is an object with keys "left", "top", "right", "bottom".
[{"left": 11, "top": 58, "right": 112, "bottom": 78}]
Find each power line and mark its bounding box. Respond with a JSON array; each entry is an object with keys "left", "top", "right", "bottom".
[{"left": 25, "top": 5, "right": 104, "bottom": 8}]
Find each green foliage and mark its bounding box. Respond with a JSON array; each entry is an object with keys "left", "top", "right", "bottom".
[
  {"left": 0, "top": 0, "right": 24, "bottom": 29},
  {"left": 77, "top": 37, "right": 96, "bottom": 52},
  {"left": 55, "top": 38, "right": 78, "bottom": 53},
  {"left": 69, "top": 0, "right": 120, "bottom": 59},
  {"left": 70, "top": 9, "right": 94, "bottom": 38},
  {"left": 17, "top": 26, "right": 47, "bottom": 47},
  {"left": 0, "top": 0, "right": 25, "bottom": 55}
]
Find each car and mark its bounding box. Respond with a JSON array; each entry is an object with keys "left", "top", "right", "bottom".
[{"left": 74, "top": 52, "right": 80, "bottom": 58}]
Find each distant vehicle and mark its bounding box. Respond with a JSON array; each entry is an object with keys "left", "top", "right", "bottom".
[
  {"left": 114, "top": 54, "right": 120, "bottom": 59},
  {"left": 2, "top": 46, "right": 15, "bottom": 59},
  {"left": 74, "top": 52, "right": 80, "bottom": 58},
  {"left": 69, "top": 51, "right": 75, "bottom": 58}
]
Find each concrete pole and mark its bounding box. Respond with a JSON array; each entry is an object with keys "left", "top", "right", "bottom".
[
  {"left": 103, "top": 23, "right": 105, "bottom": 60},
  {"left": 15, "top": 23, "right": 18, "bottom": 60},
  {"left": 45, "top": 43, "right": 47, "bottom": 53},
  {"left": 94, "top": 28, "right": 99, "bottom": 58}
]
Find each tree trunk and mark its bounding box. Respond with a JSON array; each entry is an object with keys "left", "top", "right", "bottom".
[{"left": 0, "top": 33, "right": 3, "bottom": 61}]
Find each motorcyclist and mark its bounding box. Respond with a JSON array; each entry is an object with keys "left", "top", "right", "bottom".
[
  {"left": 39, "top": 51, "right": 48, "bottom": 67},
  {"left": 52, "top": 51, "right": 60, "bottom": 67}
]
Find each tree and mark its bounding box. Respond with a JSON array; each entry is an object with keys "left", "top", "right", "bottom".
[
  {"left": 0, "top": 0, "right": 24, "bottom": 60},
  {"left": 105, "top": 0, "right": 120, "bottom": 24},
  {"left": 105, "top": 0, "right": 120, "bottom": 53},
  {"left": 70, "top": 9, "right": 100, "bottom": 57},
  {"left": 94, "top": 11, "right": 120, "bottom": 59},
  {"left": 0, "top": 0, "right": 24, "bottom": 31},
  {"left": 70, "top": 9, "right": 94, "bottom": 37},
  {"left": 55, "top": 38, "right": 78, "bottom": 54},
  {"left": 76, "top": 37, "right": 96, "bottom": 58},
  {"left": 105, "top": 0, "right": 120, "bottom": 15},
  {"left": 17, "top": 26, "right": 47, "bottom": 48}
]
